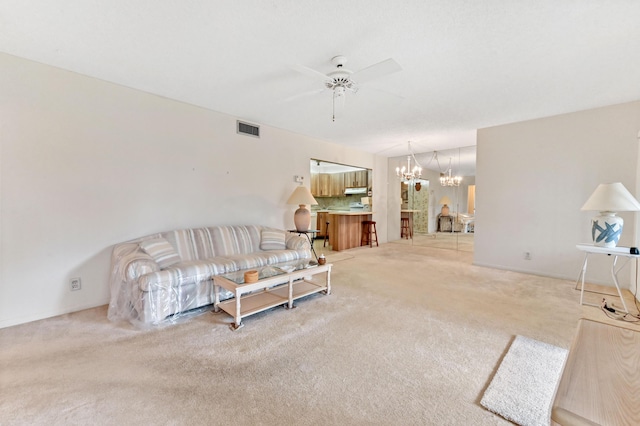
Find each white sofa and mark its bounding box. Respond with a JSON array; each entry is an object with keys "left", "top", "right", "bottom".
[{"left": 107, "top": 225, "right": 311, "bottom": 326}]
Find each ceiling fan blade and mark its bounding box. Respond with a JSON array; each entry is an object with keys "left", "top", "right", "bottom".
[
  {"left": 350, "top": 58, "right": 402, "bottom": 84},
  {"left": 282, "top": 88, "right": 326, "bottom": 103},
  {"left": 292, "top": 64, "right": 333, "bottom": 84},
  {"left": 358, "top": 85, "right": 404, "bottom": 101}
]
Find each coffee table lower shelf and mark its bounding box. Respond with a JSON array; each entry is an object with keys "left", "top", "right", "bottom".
[
  {"left": 217, "top": 290, "right": 287, "bottom": 327},
  {"left": 214, "top": 264, "right": 332, "bottom": 330}
]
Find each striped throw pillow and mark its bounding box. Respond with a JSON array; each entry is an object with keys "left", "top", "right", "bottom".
[
  {"left": 139, "top": 238, "right": 181, "bottom": 269},
  {"left": 260, "top": 229, "right": 286, "bottom": 250}
]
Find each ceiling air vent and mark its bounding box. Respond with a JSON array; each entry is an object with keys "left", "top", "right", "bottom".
[{"left": 237, "top": 120, "right": 260, "bottom": 138}]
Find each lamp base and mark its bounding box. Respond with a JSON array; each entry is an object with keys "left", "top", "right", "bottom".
[
  {"left": 293, "top": 205, "right": 310, "bottom": 232},
  {"left": 591, "top": 212, "right": 623, "bottom": 248}
]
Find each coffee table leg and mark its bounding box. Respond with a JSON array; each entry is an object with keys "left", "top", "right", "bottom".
[
  {"left": 213, "top": 283, "right": 220, "bottom": 312},
  {"left": 230, "top": 290, "right": 243, "bottom": 330},
  {"left": 229, "top": 322, "right": 244, "bottom": 331},
  {"left": 287, "top": 277, "right": 296, "bottom": 309},
  {"left": 322, "top": 267, "right": 332, "bottom": 295}
]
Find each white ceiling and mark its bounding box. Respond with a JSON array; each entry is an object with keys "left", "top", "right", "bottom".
[{"left": 2, "top": 1, "right": 640, "bottom": 160}]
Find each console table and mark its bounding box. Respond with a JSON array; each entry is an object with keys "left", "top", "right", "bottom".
[
  {"left": 551, "top": 319, "right": 640, "bottom": 425},
  {"left": 576, "top": 244, "right": 640, "bottom": 313},
  {"left": 437, "top": 214, "right": 454, "bottom": 232}
]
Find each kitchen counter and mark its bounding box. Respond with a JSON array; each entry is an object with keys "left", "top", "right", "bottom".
[
  {"left": 329, "top": 210, "right": 374, "bottom": 216},
  {"left": 328, "top": 211, "right": 374, "bottom": 251}
]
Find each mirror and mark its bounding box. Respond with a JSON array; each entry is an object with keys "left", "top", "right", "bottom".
[{"left": 391, "top": 145, "right": 476, "bottom": 252}]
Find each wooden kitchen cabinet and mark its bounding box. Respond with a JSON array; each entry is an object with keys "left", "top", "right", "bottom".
[
  {"left": 312, "top": 172, "right": 346, "bottom": 197},
  {"left": 344, "top": 170, "right": 368, "bottom": 188},
  {"left": 311, "top": 173, "right": 319, "bottom": 196},
  {"left": 330, "top": 173, "right": 345, "bottom": 196},
  {"left": 316, "top": 211, "right": 330, "bottom": 237},
  {"left": 311, "top": 173, "right": 332, "bottom": 197}
]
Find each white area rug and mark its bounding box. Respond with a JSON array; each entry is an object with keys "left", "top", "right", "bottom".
[{"left": 481, "top": 335, "right": 568, "bottom": 426}]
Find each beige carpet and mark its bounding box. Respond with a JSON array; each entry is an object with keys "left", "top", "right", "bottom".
[
  {"left": 393, "top": 232, "right": 475, "bottom": 252},
  {"left": 0, "top": 243, "right": 584, "bottom": 425}
]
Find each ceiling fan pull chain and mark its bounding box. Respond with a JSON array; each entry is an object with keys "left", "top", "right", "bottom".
[{"left": 332, "top": 95, "right": 336, "bottom": 122}]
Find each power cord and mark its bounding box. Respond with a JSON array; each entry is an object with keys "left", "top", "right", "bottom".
[{"left": 600, "top": 298, "right": 640, "bottom": 323}]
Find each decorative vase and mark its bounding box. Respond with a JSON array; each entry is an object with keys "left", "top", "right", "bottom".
[
  {"left": 591, "top": 212, "right": 623, "bottom": 247},
  {"left": 294, "top": 205, "right": 311, "bottom": 232}
]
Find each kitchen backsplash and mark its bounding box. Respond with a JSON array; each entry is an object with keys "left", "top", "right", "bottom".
[{"left": 312, "top": 195, "right": 367, "bottom": 211}]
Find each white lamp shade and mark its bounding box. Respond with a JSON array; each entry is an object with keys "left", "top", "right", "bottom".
[
  {"left": 439, "top": 196, "right": 452, "bottom": 205},
  {"left": 287, "top": 186, "right": 318, "bottom": 206},
  {"left": 581, "top": 182, "right": 640, "bottom": 212}
]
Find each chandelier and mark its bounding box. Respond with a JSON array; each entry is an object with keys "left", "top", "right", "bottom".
[
  {"left": 396, "top": 142, "right": 422, "bottom": 181},
  {"left": 440, "top": 158, "right": 462, "bottom": 186}
]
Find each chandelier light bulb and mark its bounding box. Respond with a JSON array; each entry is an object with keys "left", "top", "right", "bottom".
[{"left": 439, "top": 158, "right": 461, "bottom": 187}]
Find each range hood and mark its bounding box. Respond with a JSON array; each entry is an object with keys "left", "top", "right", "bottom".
[{"left": 344, "top": 187, "right": 367, "bottom": 195}]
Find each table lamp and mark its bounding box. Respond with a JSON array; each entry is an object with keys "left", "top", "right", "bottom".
[
  {"left": 439, "top": 196, "right": 451, "bottom": 216},
  {"left": 287, "top": 186, "right": 318, "bottom": 231},
  {"left": 581, "top": 182, "right": 640, "bottom": 247}
]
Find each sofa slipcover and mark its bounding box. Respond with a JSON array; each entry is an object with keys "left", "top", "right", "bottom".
[{"left": 107, "top": 225, "right": 311, "bottom": 326}]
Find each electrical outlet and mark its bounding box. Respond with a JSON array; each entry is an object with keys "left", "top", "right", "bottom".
[
  {"left": 294, "top": 175, "right": 304, "bottom": 183},
  {"left": 523, "top": 252, "right": 532, "bottom": 260},
  {"left": 70, "top": 277, "right": 82, "bottom": 291}
]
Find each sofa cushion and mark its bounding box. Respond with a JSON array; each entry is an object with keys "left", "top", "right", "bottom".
[
  {"left": 210, "top": 225, "right": 262, "bottom": 256},
  {"left": 138, "top": 259, "right": 232, "bottom": 292},
  {"left": 139, "top": 238, "right": 181, "bottom": 269},
  {"left": 224, "top": 250, "right": 307, "bottom": 272},
  {"left": 260, "top": 229, "right": 286, "bottom": 250}
]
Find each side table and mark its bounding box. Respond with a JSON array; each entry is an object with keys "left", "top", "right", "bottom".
[
  {"left": 575, "top": 244, "right": 640, "bottom": 313},
  {"left": 288, "top": 229, "right": 319, "bottom": 260}
]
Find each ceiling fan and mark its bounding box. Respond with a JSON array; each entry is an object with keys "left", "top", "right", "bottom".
[{"left": 292, "top": 55, "right": 402, "bottom": 121}]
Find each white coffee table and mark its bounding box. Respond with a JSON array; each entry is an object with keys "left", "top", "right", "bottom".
[{"left": 214, "top": 260, "right": 332, "bottom": 330}]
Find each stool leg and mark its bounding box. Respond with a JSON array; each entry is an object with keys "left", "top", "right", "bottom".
[
  {"left": 373, "top": 223, "right": 378, "bottom": 247},
  {"left": 324, "top": 221, "right": 329, "bottom": 247}
]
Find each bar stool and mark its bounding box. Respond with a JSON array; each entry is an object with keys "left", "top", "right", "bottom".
[
  {"left": 361, "top": 220, "right": 379, "bottom": 247},
  {"left": 400, "top": 217, "right": 412, "bottom": 239},
  {"left": 323, "top": 221, "right": 330, "bottom": 247}
]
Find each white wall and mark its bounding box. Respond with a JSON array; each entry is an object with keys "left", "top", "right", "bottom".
[
  {"left": 476, "top": 101, "right": 640, "bottom": 288},
  {"left": 0, "top": 53, "right": 387, "bottom": 328}
]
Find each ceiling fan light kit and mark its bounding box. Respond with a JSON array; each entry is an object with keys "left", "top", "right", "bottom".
[{"left": 293, "top": 55, "right": 402, "bottom": 121}]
